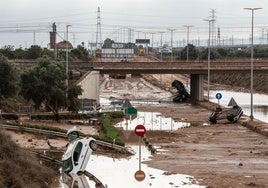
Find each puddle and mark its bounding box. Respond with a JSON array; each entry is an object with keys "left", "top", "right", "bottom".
[
  {"left": 86, "top": 145, "right": 204, "bottom": 188},
  {"left": 59, "top": 146, "right": 204, "bottom": 187},
  {"left": 115, "top": 111, "right": 190, "bottom": 131}
]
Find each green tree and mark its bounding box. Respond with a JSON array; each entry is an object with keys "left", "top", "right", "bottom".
[
  {"left": 14, "top": 48, "right": 26, "bottom": 59},
  {"left": 0, "top": 55, "right": 18, "bottom": 112},
  {"left": 0, "top": 55, "right": 17, "bottom": 98},
  {"left": 0, "top": 45, "right": 15, "bottom": 59},
  {"left": 67, "top": 85, "right": 83, "bottom": 112},
  {"left": 180, "top": 44, "right": 198, "bottom": 60},
  {"left": 199, "top": 48, "right": 218, "bottom": 60},
  {"left": 70, "top": 45, "right": 89, "bottom": 61},
  {"left": 20, "top": 57, "right": 67, "bottom": 120},
  {"left": 102, "top": 38, "right": 114, "bottom": 48},
  {"left": 216, "top": 48, "right": 228, "bottom": 58},
  {"left": 41, "top": 48, "right": 54, "bottom": 58},
  {"left": 26, "top": 45, "right": 42, "bottom": 59}
]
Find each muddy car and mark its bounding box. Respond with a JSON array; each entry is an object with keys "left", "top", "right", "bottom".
[
  {"left": 62, "top": 127, "right": 98, "bottom": 174},
  {"left": 171, "top": 80, "right": 190, "bottom": 102},
  {"left": 209, "top": 105, "right": 243, "bottom": 124}
]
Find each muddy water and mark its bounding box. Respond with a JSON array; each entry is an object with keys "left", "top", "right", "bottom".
[
  {"left": 59, "top": 110, "right": 204, "bottom": 187},
  {"left": 59, "top": 145, "right": 205, "bottom": 188},
  {"left": 115, "top": 111, "right": 190, "bottom": 131},
  {"left": 87, "top": 146, "right": 204, "bottom": 188}
]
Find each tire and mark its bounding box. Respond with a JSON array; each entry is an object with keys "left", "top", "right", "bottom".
[
  {"left": 209, "top": 114, "right": 217, "bottom": 124},
  {"left": 89, "top": 140, "right": 98, "bottom": 151}
]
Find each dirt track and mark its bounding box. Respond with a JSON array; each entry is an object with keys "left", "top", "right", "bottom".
[
  {"left": 100, "top": 74, "right": 268, "bottom": 188},
  {"left": 138, "top": 105, "right": 268, "bottom": 188}
]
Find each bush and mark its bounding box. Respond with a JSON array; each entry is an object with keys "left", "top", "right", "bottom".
[{"left": 98, "top": 113, "right": 125, "bottom": 146}]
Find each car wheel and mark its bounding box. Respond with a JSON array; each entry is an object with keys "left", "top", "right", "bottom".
[
  {"left": 209, "top": 117, "right": 217, "bottom": 124},
  {"left": 89, "top": 140, "right": 98, "bottom": 151}
]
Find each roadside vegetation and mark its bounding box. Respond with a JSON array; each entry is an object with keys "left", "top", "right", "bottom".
[{"left": 96, "top": 111, "right": 125, "bottom": 146}]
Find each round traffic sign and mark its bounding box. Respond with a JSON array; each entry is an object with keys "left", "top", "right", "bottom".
[
  {"left": 134, "top": 124, "right": 146, "bottom": 137},
  {"left": 134, "top": 170, "right": 146, "bottom": 181},
  {"left": 215, "top": 93, "right": 222, "bottom": 100}
]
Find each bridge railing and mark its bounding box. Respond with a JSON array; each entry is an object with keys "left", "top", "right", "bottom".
[{"left": 92, "top": 59, "right": 268, "bottom": 75}]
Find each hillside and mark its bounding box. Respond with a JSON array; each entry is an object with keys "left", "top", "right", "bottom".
[{"left": 0, "top": 131, "right": 58, "bottom": 188}]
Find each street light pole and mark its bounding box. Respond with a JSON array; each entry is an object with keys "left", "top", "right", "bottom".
[
  {"left": 204, "top": 19, "right": 214, "bottom": 102},
  {"left": 183, "top": 25, "right": 193, "bottom": 62},
  {"left": 168, "top": 29, "right": 176, "bottom": 61},
  {"left": 150, "top": 32, "right": 155, "bottom": 49},
  {"left": 244, "top": 7, "right": 262, "bottom": 120},
  {"left": 66, "top": 25, "right": 71, "bottom": 95},
  {"left": 159, "top": 31, "right": 165, "bottom": 61},
  {"left": 184, "top": 25, "right": 193, "bottom": 88},
  {"left": 159, "top": 31, "right": 164, "bottom": 47}
]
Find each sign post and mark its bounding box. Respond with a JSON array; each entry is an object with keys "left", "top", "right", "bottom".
[
  {"left": 134, "top": 124, "right": 146, "bottom": 182},
  {"left": 215, "top": 93, "right": 222, "bottom": 107}
]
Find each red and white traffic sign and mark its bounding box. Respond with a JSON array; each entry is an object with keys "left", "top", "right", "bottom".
[
  {"left": 134, "top": 170, "right": 146, "bottom": 181},
  {"left": 134, "top": 124, "right": 146, "bottom": 137}
]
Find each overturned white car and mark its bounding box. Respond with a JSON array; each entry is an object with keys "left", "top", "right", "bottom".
[{"left": 62, "top": 127, "right": 98, "bottom": 174}]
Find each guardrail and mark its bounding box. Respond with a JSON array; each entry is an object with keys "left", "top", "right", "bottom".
[
  {"left": 0, "top": 123, "right": 67, "bottom": 137},
  {"left": 0, "top": 123, "right": 135, "bottom": 155}
]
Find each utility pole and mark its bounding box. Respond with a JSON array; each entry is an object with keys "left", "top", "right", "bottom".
[
  {"left": 168, "top": 29, "right": 176, "bottom": 61},
  {"left": 183, "top": 25, "right": 193, "bottom": 62},
  {"left": 210, "top": 9, "right": 216, "bottom": 46},
  {"left": 136, "top": 30, "right": 141, "bottom": 39},
  {"left": 96, "top": 7, "right": 102, "bottom": 49},
  {"left": 204, "top": 18, "right": 215, "bottom": 102},
  {"left": 33, "top": 32, "right": 36, "bottom": 45},
  {"left": 159, "top": 31, "right": 165, "bottom": 47},
  {"left": 128, "top": 28, "right": 132, "bottom": 43},
  {"left": 150, "top": 32, "right": 155, "bottom": 49},
  {"left": 217, "top": 27, "right": 221, "bottom": 46},
  {"left": 66, "top": 24, "right": 71, "bottom": 95}
]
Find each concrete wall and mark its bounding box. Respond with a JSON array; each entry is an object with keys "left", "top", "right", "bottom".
[{"left": 77, "top": 71, "right": 100, "bottom": 105}]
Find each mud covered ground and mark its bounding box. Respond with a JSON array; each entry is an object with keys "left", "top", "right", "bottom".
[
  {"left": 137, "top": 105, "right": 268, "bottom": 188},
  {"left": 100, "top": 74, "right": 268, "bottom": 188}
]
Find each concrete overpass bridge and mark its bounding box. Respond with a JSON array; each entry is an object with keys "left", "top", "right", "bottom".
[{"left": 92, "top": 59, "right": 268, "bottom": 101}]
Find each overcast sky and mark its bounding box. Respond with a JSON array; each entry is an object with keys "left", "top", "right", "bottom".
[{"left": 0, "top": 0, "right": 267, "bottom": 48}]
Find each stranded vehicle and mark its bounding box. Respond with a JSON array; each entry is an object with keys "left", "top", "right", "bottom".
[
  {"left": 209, "top": 105, "right": 243, "bottom": 124},
  {"left": 171, "top": 80, "right": 190, "bottom": 102},
  {"left": 62, "top": 127, "right": 98, "bottom": 174}
]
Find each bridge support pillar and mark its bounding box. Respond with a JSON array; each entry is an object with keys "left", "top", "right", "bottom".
[{"left": 190, "top": 74, "right": 204, "bottom": 101}]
